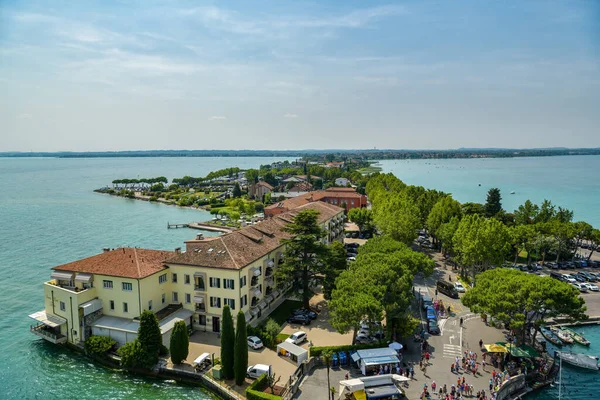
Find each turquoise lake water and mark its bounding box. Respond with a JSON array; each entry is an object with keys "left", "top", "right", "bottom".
[
  {"left": 0, "top": 155, "right": 598, "bottom": 399},
  {"left": 379, "top": 155, "right": 600, "bottom": 228}
]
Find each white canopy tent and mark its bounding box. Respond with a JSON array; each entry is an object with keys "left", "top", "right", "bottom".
[{"left": 388, "top": 342, "right": 403, "bottom": 351}]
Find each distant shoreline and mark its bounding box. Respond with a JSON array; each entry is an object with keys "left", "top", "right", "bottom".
[{"left": 2, "top": 147, "right": 600, "bottom": 160}]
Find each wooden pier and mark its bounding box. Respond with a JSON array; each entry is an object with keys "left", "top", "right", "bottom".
[
  {"left": 167, "top": 222, "right": 235, "bottom": 233},
  {"left": 167, "top": 222, "right": 189, "bottom": 229}
]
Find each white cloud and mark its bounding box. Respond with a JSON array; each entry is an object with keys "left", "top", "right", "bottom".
[
  {"left": 283, "top": 113, "right": 298, "bottom": 118},
  {"left": 209, "top": 116, "right": 227, "bottom": 120},
  {"left": 16, "top": 113, "right": 32, "bottom": 119}
]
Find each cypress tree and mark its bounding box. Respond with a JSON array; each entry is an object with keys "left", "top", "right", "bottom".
[
  {"left": 234, "top": 310, "right": 248, "bottom": 385},
  {"left": 169, "top": 320, "right": 189, "bottom": 365},
  {"left": 220, "top": 305, "right": 235, "bottom": 379},
  {"left": 138, "top": 310, "right": 162, "bottom": 367}
]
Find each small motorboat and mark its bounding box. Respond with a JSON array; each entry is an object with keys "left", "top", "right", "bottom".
[
  {"left": 510, "top": 191, "right": 515, "bottom": 194},
  {"left": 550, "top": 326, "right": 574, "bottom": 344},
  {"left": 555, "top": 351, "right": 599, "bottom": 370},
  {"left": 560, "top": 327, "right": 590, "bottom": 346},
  {"left": 541, "top": 327, "right": 563, "bottom": 347}
]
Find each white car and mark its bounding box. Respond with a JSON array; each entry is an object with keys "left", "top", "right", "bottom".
[
  {"left": 355, "top": 333, "right": 376, "bottom": 344},
  {"left": 583, "top": 283, "right": 599, "bottom": 292},
  {"left": 572, "top": 283, "right": 588, "bottom": 292},
  {"left": 247, "top": 336, "right": 264, "bottom": 350},
  {"left": 285, "top": 331, "right": 307, "bottom": 345},
  {"left": 454, "top": 282, "right": 466, "bottom": 293}
]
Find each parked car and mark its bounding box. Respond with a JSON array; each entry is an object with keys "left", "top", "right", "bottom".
[
  {"left": 345, "top": 243, "right": 360, "bottom": 249},
  {"left": 454, "top": 281, "right": 466, "bottom": 293},
  {"left": 426, "top": 306, "right": 437, "bottom": 320},
  {"left": 285, "top": 331, "right": 307, "bottom": 345},
  {"left": 570, "top": 274, "right": 585, "bottom": 282},
  {"left": 247, "top": 336, "right": 264, "bottom": 350},
  {"left": 572, "top": 283, "right": 588, "bottom": 292},
  {"left": 347, "top": 256, "right": 356, "bottom": 262},
  {"left": 287, "top": 314, "right": 311, "bottom": 325},
  {"left": 247, "top": 364, "right": 271, "bottom": 379},
  {"left": 583, "top": 283, "right": 599, "bottom": 292},
  {"left": 293, "top": 308, "right": 317, "bottom": 320},
  {"left": 427, "top": 318, "right": 440, "bottom": 335},
  {"left": 351, "top": 232, "right": 359, "bottom": 238},
  {"left": 355, "top": 333, "right": 377, "bottom": 344}
]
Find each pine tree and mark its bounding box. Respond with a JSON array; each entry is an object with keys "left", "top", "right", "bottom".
[
  {"left": 234, "top": 310, "right": 248, "bottom": 385},
  {"left": 484, "top": 188, "right": 502, "bottom": 217},
  {"left": 169, "top": 320, "right": 189, "bottom": 365},
  {"left": 138, "top": 310, "right": 162, "bottom": 367},
  {"left": 220, "top": 305, "right": 235, "bottom": 379},
  {"left": 232, "top": 182, "right": 242, "bottom": 198}
]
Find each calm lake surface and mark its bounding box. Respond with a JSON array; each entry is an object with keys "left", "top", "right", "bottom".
[
  {"left": 0, "top": 155, "right": 598, "bottom": 399},
  {"left": 379, "top": 155, "right": 600, "bottom": 227}
]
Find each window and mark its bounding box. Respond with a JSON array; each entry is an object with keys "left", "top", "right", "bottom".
[
  {"left": 172, "top": 273, "right": 178, "bottom": 283},
  {"left": 172, "top": 292, "right": 179, "bottom": 302},
  {"left": 60, "top": 301, "right": 66, "bottom": 312},
  {"left": 123, "top": 302, "right": 128, "bottom": 313},
  {"left": 224, "top": 279, "right": 235, "bottom": 290},
  {"left": 148, "top": 300, "right": 153, "bottom": 310},
  {"left": 224, "top": 298, "right": 235, "bottom": 310},
  {"left": 122, "top": 282, "right": 133, "bottom": 291},
  {"left": 185, "top": 293, "right": 191, "bottom": 304},
  {"left": 110, "top": 300, "right": 115, "bottom": 311},
  {"left": 240, "top": 295, "right": 247, "bottom": 308},
  {"left": 199, "top": 315, "right": 206, "bottom": 325},
  {"left": 240, "top": 276, "right": 247, "bottom": 288},
  {"left": 184, "top": 274, "right": 190, "bottom": 284},
  {"left": 209, "top": 277, "right": 221, "bottom": 288},
  {"left": 103, "top": 280, "right": 113, "bottom": 289},
  {"left": 162, "top": 294, "right": 166, "bottom": 304},
  {"left": 210, "top": 297, "right": 221, "bottom": 308},
  {"left": 159, "top": 274, "right": 167, "bottom": 284}
]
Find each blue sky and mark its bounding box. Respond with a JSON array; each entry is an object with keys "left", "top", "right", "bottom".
[{"left": 1, "top": 0, "right": 599, "bottom": 151}]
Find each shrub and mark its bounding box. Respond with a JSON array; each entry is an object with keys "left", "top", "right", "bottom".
[
  {"left": 309, "top": 342, "right": 384, "bottom": 357},
  {"left": 159, "top": 344, "right": 169, "bottom": 356},
  {"left": 138, "top": 310, "right": 162, "bottom": 367},
  {"left": 118, "top": 339, "right": 145, "bottom": 368},
  {"left": 246, "top": 373, "right": 283, "bottom": 400},
  {"left": 85, "top": 335, "right": 116, "bottom": 356},
  {"left": 169, "top": 320, "right": 189, "bottom": 364},
  {"left": 149, "top": 195, "right": 158, "bottom": 202}
]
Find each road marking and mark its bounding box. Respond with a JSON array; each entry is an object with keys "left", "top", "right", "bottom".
[
  {"left": 439, "top": 319, "right": 447, "bottom": 334},
  {"left": 443, "top": 344, "right": 462, "bottom": 358}
]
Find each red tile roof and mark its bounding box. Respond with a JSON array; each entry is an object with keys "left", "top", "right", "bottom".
[
  {"left": 256, "top": 181, "right": 274, "bottom": 190},
  {"left": 169, "top": 201, "right": 343, "bottom": 270},
  {"left": 53, "top": 248, "right": 173, "bottom": 279}
]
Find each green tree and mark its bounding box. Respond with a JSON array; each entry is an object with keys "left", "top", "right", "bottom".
[
  {"left": 234, "top": 310, "right": 248, "bottom": 385},
  {"left": 542, "top": 220, "right": 576, "bottom": 262},
  {"left": 513, "top": 200, "right": 539, "bottom": 225},
  {"left": 427, "top": 196, "right": 462, "bottom": 241},
  {"left": 118, "top": 339, "right": 145, "bottom": 368},
  {"left": 587, "top": 229, "right": 600, "bottom": 261},
  {"left": 453, "top": 214, "right": 511, "bottom": 279},
  {"left": 348, "top": 208, "right": 373, "bottom": 232},
  {"left": 277, "top": 209, "right": 329, "bottom": 309},
  {"left": 461, "top": 202, "right": 485, "bottom": 216},
  {"left": 138, "top": 310, "right": 162, "bottom": 367},
  {"left": 510, "top": 224, "right": 537, "bottom": 265},
  {"left": 322, "top": 241, "right": 348, "bottom": 300},
  {"left": 232, "top": 182, "right": 242, "bottom": 198},
  {"left": 245, "top": 169, "right": 259, "bottom": 184},
  {"left": 85, "top": 335, "right": 116, "bottom": 356},
  {"left": 462, "top": 269, "right": 586, "bottom": 345},
  {"left": 220, "top": 305, "right": 235, "bottom": 379},
  {"left": 534, "top": 199, "right": 555, "bottom": 223},
  {"left": 438, "top": 216, "right": 460, "bottom": 256},
  {"left": 372, "top": 191, "right": 420, "bottom": 244},
  {"left": 169, "top": 320, "right": 189, "bottom": 365},
  {"left": 484, "top": 188, "right": 502, "bottom": 217}
]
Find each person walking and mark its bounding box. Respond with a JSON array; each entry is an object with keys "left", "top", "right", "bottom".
[
  {"left": 460, "top": 317, "right": 464, "bottom": 327},
  {"left": 479, "top": 339, "right": 483, "bottom": 349}
]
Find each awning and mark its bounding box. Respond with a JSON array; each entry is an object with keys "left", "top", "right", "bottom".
[
  {"left": 193, "top": 272, "right": 205, "bottom": 277},
  {"left": 51, "top": 271, "right": 74, "bottom": 281},
  {"left": 249, "top": 307, "right": 260, "bottom": 316},
  {"left": 258, "top": 300, "right": 268, "bottom": 310},
  {"left": 265, "top": 294, "right": 274, "bottom": 303},
  {"left": 244, "top": 310, "right": 253, "bottom": 322},
  {"left": 81, "top": 299, "right": 103, "bottom": 316},
  {"left": 74, "top": 273, "right": 93, "bottom": 283},
  {"left": 504, "top": 343, "right": 538, "bottom": 358},
  {"left": 194, "top": 296, "right": 204, "bottom": 304},
  {"left": 484, "top": 344, "right": 508, "bottom": 353},
  {"left": 272, "top": 290, "right": 280, "bottom": 298},
  {"left": 253, "top": 288, "right": 262, "bottom": 297},
  {"left": 267, "top": 259, "right": 274, "bottom": 267},
  {"left": 29, "top": 310, "right": 66, "bottom": 328},
  {"left": 388, "top": 342, "right": 403, "bottom": 351},
  {"left": 251, "top": 267, "right": 261, "bottom": 277},
  {"left": 351, "top": 352, "right": 361, "bottom": 362}
]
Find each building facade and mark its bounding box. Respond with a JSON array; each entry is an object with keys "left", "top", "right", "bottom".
[{"left": 29, "top": 202, "right": 344, "bottom": 347}]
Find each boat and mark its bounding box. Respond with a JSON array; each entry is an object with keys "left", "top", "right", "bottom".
[
  {"left": 555, "top": 351, "right": 599, "bottom": 370},
  {"left": 510, "top": 191, "right": 516, "bottom": 194},
  {"left": 540, "top": 327, "right": 563, "bottom": 347},
  {"left": 550, "top": 326, "right": 574, "bottom": 344},
  {"left": 560, "top": 326, "right": 590, "bottom": 346}
]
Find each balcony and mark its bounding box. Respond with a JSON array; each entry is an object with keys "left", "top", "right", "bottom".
[
  {"left": 194, "top": 285, "right": 206, "bottom": 292},
  {"left": 195, "top": 304, "right": 206, "bottom": 312},
  {"left": 265, "top": 267, "right": 273, "bottom": 277},
  {"left": 251, "top": 276, "right": 259, "bottom": 287},
  {"left": 30, "top": 324, "right": 67, "bottom": 344}
]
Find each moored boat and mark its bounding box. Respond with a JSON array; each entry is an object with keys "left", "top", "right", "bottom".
[
  {"left": 550, "top": 326, "right": 574, "bottom": 344},
  {"left": 555, "top": 351, "right": 599, "bottom": 370},
  {"left": 540, "top": 327, "right": 562, "bottom": 347},
  {"left": 560, "top": 326, "right": 590, "bottom": 346}
]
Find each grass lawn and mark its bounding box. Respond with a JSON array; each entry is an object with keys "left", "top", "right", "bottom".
[{"left": 267, "top": 300, "right": 302, "bottom": 326}]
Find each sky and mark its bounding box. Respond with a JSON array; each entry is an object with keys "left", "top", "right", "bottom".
[{"left": 1, "top": 0, "right": 599, "bottom": 152}]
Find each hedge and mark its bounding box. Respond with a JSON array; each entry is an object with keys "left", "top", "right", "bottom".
[
  {"left": 246, "top": 373, "right": 282, "bottom": 400},
  {"left": 309, "top": 341, "right": 385, "bottom": 357}
]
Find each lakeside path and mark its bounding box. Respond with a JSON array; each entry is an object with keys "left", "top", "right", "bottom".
[{"left": 403, "top": 249, "right": 509, "bottom": 399}]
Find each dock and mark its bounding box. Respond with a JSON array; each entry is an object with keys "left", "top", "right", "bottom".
[
  {"left": 167, "top": 222, "right": 235, "bottom": 234},
  {"left": 167, "top": 222, "right": 189, "bottom": 229}
]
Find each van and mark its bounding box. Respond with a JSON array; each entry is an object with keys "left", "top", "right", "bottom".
[
  {"left": 247, "top": 364, "right": 271, "bottom": 379},
  {"left": 550, "top": 272, "right": 563, "bottom": 280},
  {"left": 437, "top": 280, "right": 459, "bottom": 298},
  {"left": 420, "top": 293, "right": 433, "bottom": 310}
]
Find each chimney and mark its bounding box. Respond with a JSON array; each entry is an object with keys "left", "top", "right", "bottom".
[{"left": 175, "top": 247, "right": 181, "bottom": 254}]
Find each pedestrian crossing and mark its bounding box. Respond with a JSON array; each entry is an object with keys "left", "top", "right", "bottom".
[{"left": 443, "top": 344, "right": 463, "bottom": 359}]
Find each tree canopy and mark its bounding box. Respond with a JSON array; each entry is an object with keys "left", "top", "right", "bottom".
[
  {"left": 137, "top": 310, "right": 162, "bottom": 367},
  {"left": 427, "top": 196, "right": 462, "bottom": 239},
  {"left": 169, "top": 320, "right": 189, "bottom": 365},
  {"left": 462, "top": 269, "right": 586, "bottom": 345},
  {"left": 484, "top": 188, "right": 502, "bottom": 217},
  {"left": 348, "top": 208, "right": 373, "bottom": 232},
  {"left": 220, "top": 305, "right": 235, "bottom": 379}
]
